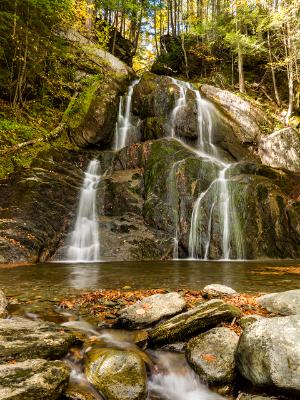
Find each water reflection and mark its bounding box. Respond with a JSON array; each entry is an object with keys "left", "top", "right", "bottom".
[{"left": 69, "top": 264, "right": 100, "bottom": 289}]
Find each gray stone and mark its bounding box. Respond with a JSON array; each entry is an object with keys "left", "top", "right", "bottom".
[
  {"left": 117, "top": 292, "right": 186, "bottom": 328},
  {"left": 85, "top": 348, "right": 147, "bottom": 400},
  {"left": 149, "top": 299, "right": 241, "bottom": 346},
  {"left": 0, "top": 290, "right": 8, "bottom": 317},
  {"left": 236, "top": 315, "right": 300, "bottom": 393},
  {"left": 258, "top": 128, "right": 300, "bottom": 172},
  {"left": 0, "top": 317, "right": 75, "bottom": 362},
  {"left": 0, "top": 359, "right": 70, "bottom": 400},
  {"left": 257, "top": 289, "right": 300, "bottom": 315},
  {"left": 200, "top": 84, "right": 272, "bottom": 143},
  {"left": 186, "top": 327, "right": 239, "bottom": 384},
  {"left": 202, "top": 284, "right": 237, "bottom": 299}
]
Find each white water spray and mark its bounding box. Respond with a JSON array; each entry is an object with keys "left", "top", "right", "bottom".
[
  {"left": 66, "top": 159, "right": 101, "bottom": 262},
  {"left": 149, "top": 352, "right": 223, "bottom": 400},
  {"left": 114, "top": 79, "right": 140, "bottom": 150},
  {"left": 169, "top": 79, "right": 242, "bottom": 260}
]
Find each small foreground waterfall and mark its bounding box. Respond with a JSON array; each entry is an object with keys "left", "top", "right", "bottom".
[
  {"left": 66, "top": 160, "right": 101, "bottom": 262},
  {"left": 114, "top": 79, "right": 139, "bottom": 150},
  {"left": 169, "top": 79, "right": 244, "bottom": 260}
]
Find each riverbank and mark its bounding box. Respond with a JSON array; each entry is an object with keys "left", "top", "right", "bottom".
[{"left": 1, "top": 285, "right": 299, "bottom": 400}]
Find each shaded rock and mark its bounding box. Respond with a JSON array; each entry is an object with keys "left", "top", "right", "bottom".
[
  {"left": 186, "top": 327, "right": 239, "bottom": 384},
  {"left": 0, "top": 317, "right": 75, "bottom": 362},
  {"left": 258, "top": 128, "right": 300, "bottom": 172},
  {"left": 257, "top": 289, "right": 300, "bottom": 315},
  {"left": 200, "top": 84, "right": 272, "bottom": 144},
  {"left": 239, "top": 314, "right": 263, "bottom": 329},
  {"left": 85, "top": 348, "right": 147, "bottom": 400},
  {"left": 0, "top": 359, "right": 69, "bottom": 400},
  {"left": 117, "top": 292, "right": 186, "bottom": 328},
  {"left": 0, "top": 290, "right": 8, "bottom": 317},
  {"left": 236, "top": 315, "right": 300, "bottom": 394},
  {"left": 202, "top": 284, "right": 237, "bottom": 299},
  {"left": 149, "top": 300, "right": 241, "bottom": 346},
  {"left": 0, "top": 149, "right": 94, "bottom": 263}
]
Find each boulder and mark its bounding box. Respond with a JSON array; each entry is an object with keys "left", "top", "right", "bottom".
[
  {"left": 85, "top": 348, "right": 147, "bottom": 400},
  {"left": 186, "top": 327, "right": 239, "bottom": 384},
  {"left": 200, "top": 84, "right": 272, "bottom": 143},
  {"left": 64, "top": 76, "right": 124, "bottom": 148},
  {"left": 0, "top": 359, "right": 70, "bottom": 400},
  {"left": 0, "top": 290, "right": 8, "bottom": 317},
  {"left": 202, "top": 284, "right": 237, "bottom": 299},
  {"left": 238, "top": 395, "right": 278, "bottom": 400},
  {"left": 149, "top": 300, "right": 241, "bottom": 346},
  {"left": 257, "top": 289, "right": 300, "bottom": 315},
  {"left": 236, "top": 315, "right": 300, "bottom": 394},
  {"left": 117, "top": 292, "right": 186, "bottom": 328},
  {"left": 258, "top": 128, "right": 300, "bottom": 172},
  {"left": 0, "top": 317, "right": 75, "bottom": 362}
]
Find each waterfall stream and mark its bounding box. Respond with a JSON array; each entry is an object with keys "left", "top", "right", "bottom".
[
  {"left": 169, "top": 78, "right": 243, "bottom": 260},
  {"left": 114, "top": 79, "right": 140, "bottom": 151},
  {"left": 65, "top": 159, "right": 101, "bottom": 262}
]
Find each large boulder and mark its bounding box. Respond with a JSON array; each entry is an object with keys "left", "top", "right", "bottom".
[
  {"left": 64, "top": 76, "right": 125, "bottom": 148},
  {"left": 200, "top": 84, "right": 272, "bottom": 143},
  {"left": 257, "top": 289, "right": 300, "bottom": 315},
  {"left": 0, "top": 317, "right": 75, "bottom": 362},
  {"left": 258, "top": 128, "right": 300, "bottom": 172},
  {"left": 0, "top": 359, "right": 70, "bottom": 400},
  {"left": 0, "top": 290, "right": 8, "bottom": 317},
  {"left": 117, "top": 292, "right": 186, "bottom": 328},
  {"left": 84, "top": 348, "right": 147, "bottom": 400},
  {"left": 235, "top": 315, "right": 300, "bottom": 394},
  {"left": 186, "top": 327, "right": 239, "bottom": 384},
  {"left": 149, "top": 300, "right": 241, "bottom": 346}
]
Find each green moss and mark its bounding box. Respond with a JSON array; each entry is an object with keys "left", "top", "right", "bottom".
[{"left": 63, "top": 74, "right": 103, "bottom": 129}]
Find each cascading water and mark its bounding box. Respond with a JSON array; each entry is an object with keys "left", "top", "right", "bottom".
[
  {"left": 114, "top": 79, "right": 140, "bottom": 151},
  {"left": 65, "top": 159, "right": 101, "bottom": 262},
  {"left": 169, "top": 78, "right": 243, "bottom": 260}
]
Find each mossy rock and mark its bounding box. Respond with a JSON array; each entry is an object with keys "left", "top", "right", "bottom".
[
  {"left": 149, "top": 300, "right": 241, "bottom": 346},
  {"left": 84, "top": 348, "right": 147, "bottom": 400}
]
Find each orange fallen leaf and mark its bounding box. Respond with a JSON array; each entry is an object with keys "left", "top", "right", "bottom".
[{"left": 201, "top": 354, "right": 217, "bottom": 362}]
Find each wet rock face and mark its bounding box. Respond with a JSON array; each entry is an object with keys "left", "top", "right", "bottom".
[
  {"left": 236, "top": 315, "right": 300, "bottom": 394},
  {"left": 257, "top": 289, "right": 300, "bottom": 315},
  {"left": 149, "top": 300, "right": 241, "bottom": 346},
  {"left": 0, "top": 290, "right": 8, "bottom": 317},
  {"left": 186, "top": 327, "right": 239, "bottom": 384},
  {"left": 117, "top": 292, "right": 187, "bottom": 329},
  {"left": 0, "top": 149, "right": 93, "bottom": 263},
  {"left": 0, "top": 317, "right": 75, "bottom": 362},
  {"left": 200, "top": 84, "right": 272, "bottom": 144},
  {"left": 0, "top": 359, "right": 70, "bottom": 400},
  {"left": 258, "top": 127, "right": 300, "bottom": 172},
  {"left": 85, "top": 348, "right": 147, "bottom": 400}
]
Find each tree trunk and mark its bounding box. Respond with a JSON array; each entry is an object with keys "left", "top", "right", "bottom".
[{"left": 267, "top": 30, "right": 281, "bottom": 106}]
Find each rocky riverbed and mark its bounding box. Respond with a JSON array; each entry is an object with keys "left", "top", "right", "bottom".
[{"left": 0, "top": 285, "right": 299, "bottom": 400}]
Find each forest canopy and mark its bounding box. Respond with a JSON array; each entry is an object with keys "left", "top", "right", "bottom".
[{"left": 0, "top": 0, "right": 299, "bottom": 123}]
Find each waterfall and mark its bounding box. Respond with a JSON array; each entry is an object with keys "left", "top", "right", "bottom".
[
  {"left": 114, "top": 79, "right": 140, "bottom": 151},
  {"left": 66, "top": 159, "right": 101, "bottom": 262},
  {"left": 169, "top": 79, "right": 243, "bottom": 260}
]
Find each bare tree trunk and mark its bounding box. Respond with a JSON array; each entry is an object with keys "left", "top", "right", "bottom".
[
  {"left": 267, "top": 30, "right": 281, "bottom": 106},
  {"left": 284, "top": 22, "right": 294, "bottom": 124}
]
